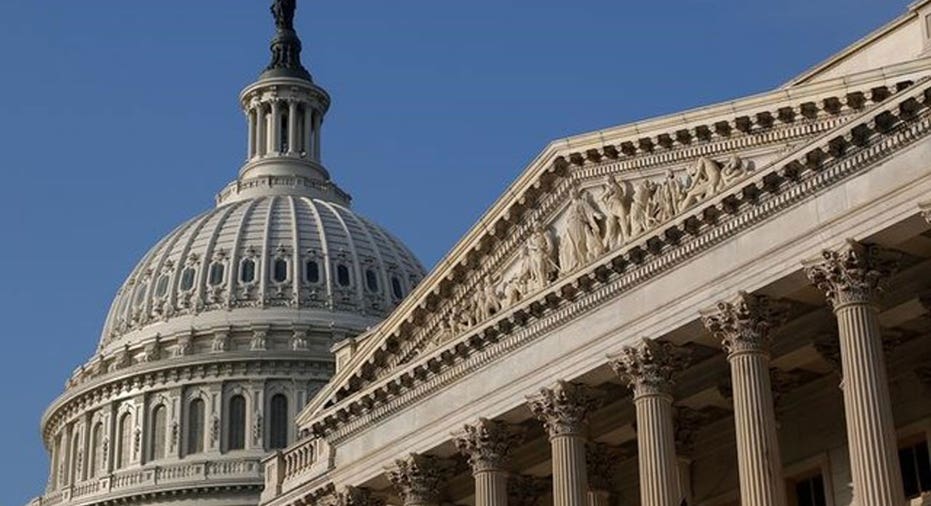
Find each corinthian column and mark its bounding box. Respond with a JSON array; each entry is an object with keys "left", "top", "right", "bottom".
[
  {"left": 454, "top": 418, "right": 524, "bottom": 506},
  {"left": 609, "top": 338, "right": 688, "bottom": 506},
  {"left": 527, "top": 381, "right": 603, "bottom": 506},
  {"left": 804, "top": 240, "right": 905, "bottom": 506},
  {"left": 702, "top": 292, "right": 789, "bottom": 506},
  {"left": 386, "top": 454, "right": 453, "bottom": 506}
]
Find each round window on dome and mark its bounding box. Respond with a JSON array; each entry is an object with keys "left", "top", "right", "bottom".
[
  {"left": 365, "top": 269, "right": 379, "bottom": 293},
  {"left": 208, "top": 262, "right": 225, "bottom": 286},
  {"left": 391, "top": 276, "right": 404, "bottom": 300},
  {"left": 239, "top": 258, "right": 256, "bottom": 284},
  {"left": 180, "top": 267, "right": 196, "bottom": 291},
  {"left": 304, "top": 259, "right": 320, "bottom": 284},
  {"left": 272, "top": 258, "right": 289, "bottom": 284},
  {"left": 336, "top": 264, "right": 351, "bottom": 287},
  {"left": 155, "top": 274, "right": 170, "bottom": 298}
]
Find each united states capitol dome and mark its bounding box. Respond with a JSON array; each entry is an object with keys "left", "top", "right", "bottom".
[{"left": 33, "top": 6, "right": 426, "bottom": 506}]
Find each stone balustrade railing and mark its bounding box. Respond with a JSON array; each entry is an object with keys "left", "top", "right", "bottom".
[
  {"left": 261, "top": 437, "right": 318, "bottom": 501},
  {"left": 27, "top": 458, "right": 262, "bottom": 506}
]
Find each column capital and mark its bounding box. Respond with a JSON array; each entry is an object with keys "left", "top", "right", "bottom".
[
  {"left": 507, "top": 474, "right": 550, "bottom": 506},
  {"left": 701, "top": 291, "right": 788, "bottom": 356},
  {"left": 452, "top": 418, "right": 525, "bottom": 473},
  {"left": 385, "top": 454, "right": 454, "bottom": 505},
  {"left": 527, "top": 381, "right": 603, "bottom": 438},
  {"left": 609, "top": 338, "right": 689, "bottom": 398},
  {"left": 920, "top": 201, "right": 931, "bottom": 224},
  {"left": 320, "top": 487, "right": 384, "bottom": 506},
  {"left": 803, "top": 239, "right": 900, "bottom": 309}
]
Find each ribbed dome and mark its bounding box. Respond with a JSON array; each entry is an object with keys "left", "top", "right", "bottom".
[{"left": 100, "top": 195, "right": 425, "bottom": 349}]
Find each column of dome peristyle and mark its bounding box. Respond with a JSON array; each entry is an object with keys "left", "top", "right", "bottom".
[
  {"left": 804, "top": 240, "right": 906, "bottom": 506},
  {"left": 239, "top": 77, "right": 330, "bottom": 180},
  {"left": 527, "top": 381, "right": 603, "bottom": 506},
  {"left": 453, "top": 418, "right": 525, "bottom": 506},
  {"left": 702, "top": 292, "right": 789, "bottom": 506},
  {"left": 609, "top": 338, "right": 688, "bottom": 506}
]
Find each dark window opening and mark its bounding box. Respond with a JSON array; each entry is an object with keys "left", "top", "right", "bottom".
[
  {"left": 208, "top": 262, "right": 225, "bottom": 286},
  {"left": 900, "top": 439, "right": 931, "bottom": 498},
  {"left": 180, "top": 267, "right": 196, "bottom": 291},
  {"left": 793, "top": 473, "right": 827, "bottom": 506},
  {"left": 272, "top": 258, "right": 289, "bottom": 283},
  {"left": 269, "top": 394, "right": 288, "bottom": 449},
  {"left": 391, "top": 277, "right": 404, "bottom": 300},
  {"left": 228, "top": 395, "right": 246, "bottom": 451},
  {"left": 187, "top": 398, "right": 205, "bottom": 455},
  {"left": 240, "top": 258, "right": 256, "bottom": 283},
  {"left": 336, "top": 264, "right": 351, "bottom": 287},
  {"left": 365, "top": 269, "right": 379, "bottom": 293},
  {"left": 155, "top": 275, "right": 170, "bottom": 297},
  {"left": 304, "top": 259, "right": 320, "bottom": 284}
]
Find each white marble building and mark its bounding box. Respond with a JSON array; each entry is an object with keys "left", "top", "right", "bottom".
[
  {"left": 256, "top": 2, "right": 931, "bottom": 506},
  {"left": 29, "top": 2, "right": 931, "bottom": 506},
  {"left": 27, "top": 2, "right": 424, "bottom": 506}
]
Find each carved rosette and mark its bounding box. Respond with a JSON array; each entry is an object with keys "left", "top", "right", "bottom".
[
  {"left": 608, "top": 338, "right": 689, "bottom": 398},
  {"left": 803, "top": 240, "right": 900, "bottom": 309},
  {"left": 507, "top": 474, "right": 551, "bottom": 506},
  {"left": 701, "top": 292, "right": 788, "bottom": 357},
  {"left": 453, "top": 418, "right": 525, "bottom": 473},
  {"left": 586, "top": 443, "right": 625, "bottom": 492},
  {"left": 385, "top": 454, "right": 453, "bottom": 504},
  {"left": 526, "top": 381, "right": 603, "bottom": 438}
]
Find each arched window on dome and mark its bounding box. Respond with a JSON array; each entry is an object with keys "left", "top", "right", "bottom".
[
  {"left": 272, "top": 258, "right": 289, "bottom": 284},
  {"left": 115, "top": 413, "right": 132, "bottom": 469},
  {"left": 336, "top": 264, "right": 351, "bottom": 288},
  {"left": 304, "top": 259, "right": 320, "bottom": 284},
  {"left": 240, "top": 257, "right": 257, "bottom": 284},
  {"left": 228, "top": 395, "right": 246, "bottom": 451},
  {"left": 269, "top": 394, "right": 288, "bottom": 449},
  {"left": 88, "top": 422, "right": 102, "bottom": 478},
  {"left": 364, "top": 269, "right": 380, "bottom": 294},
  {"left": 154, "top": 274, "right": 170, "bottom": 298},
  {"left": 208, "top": 261, "right": 226, "bottom": 287},
  {"left": 391, "top": 276, "right": 404, "bottom": 300},
  {"left": 150, "top": 405, "right": 167, "bottom": 461},
  {"left": 69, "top": 429, "right": 81, "bottom": 484},
  {"left": 133, "top": 282, "right": 148, "bottom": 308},
  {"left": 186, "top": 399, "right": 205, "bottom": 456},
  {"left": 180, "top": 267, "right": 196, "bottom": 292}
]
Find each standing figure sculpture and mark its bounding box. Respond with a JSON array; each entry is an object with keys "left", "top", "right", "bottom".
[
  {"left": 560, "top": 186, "right": 604, "bottom": 273},
  {"left": 527, "top": 225, "right": 557, "bottom": 290},
  {"left": 601, "top": 175, "right": 632, "bottom": 250},
  {"left": 629, "top": 180, "right": 654, "bottom": 237},
  {"left": 271, "top": 0, "right": 297, "bottom": 31}
]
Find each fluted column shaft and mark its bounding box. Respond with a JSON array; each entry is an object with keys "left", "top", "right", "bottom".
[
  {"left": 474, "top": 469, "right": 508, "bottom": 506},
  {"left": 256, "top": 105, "right": 267, "bottom": 156},
  {"left": 454, "top": 418, "right": 523, "bottom": 506},
  {"left": 728, "top": 346, "right": 786, "bottom": 506},
  {"left": 703, "top": 292, "right": 789, "bottom": 506},
  {"left": 287, "top": 101, "right": 299, "bottom": 154},
  {"left": 528, "top": 382, "right": 602, "bottom": 506},
  {"left": 805, "top": 241, "right": 905, "bottom": 506},
  {"left": 587, "top": 490, "right": 611, "bottom": 506},
  {"left": 302, "top": 106, "right": 313, "bottom": 156},
  {"left": 551, "top": 433, "right": 589, "bottom": 506},
  {"left": 610, "top": 338, "right": 687, "bottom": 506},
  {"left": 312, "top": 110, "right": 322, "bottom": 160},
  {"left": 247, "top": 108, "right": 256, "bottom": 159},
  {"left": 269, "top": 100, "right": 281, "bottom": 153}
]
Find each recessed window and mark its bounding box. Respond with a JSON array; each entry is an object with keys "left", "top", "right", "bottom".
[
  {"left": 365, "top": 269, "right": 379, "bottom": 293},
  {"left": 186, "top": 398, "right": 205, "bottom": 456},
  {"left": 272, "top": 258, "right": 289, "bottom": 283},
  {"left": 208, "top": 262, "right": 225, "bottom": 286},
  {"left": 150, "top": 405, "right": 167, "bottom": 461},
  {"left": 116, "top": 413, "right": 132, "bottom": 469},
  {"left": 391, "top": 276, "right": 404, "bottom": 300},
  {"left": 228, "top": 395, "right": 246, "bottom": 451},
  {"left": 180, "top": 267, "right": 196, "bottom": 291},
  {"left": 155, "top": 274, "right": 170, "bottom": 297},
  {"left": 304, "top": 259, "right": 320, "bottom": 284},
  {"left": 900, "top": 438, "right": 931, "bottom": 498},
  {"left": 336, "top": 264, "right": 351, "bottom": 287},
  {"left": 269, "top": 394, "right": 288, "bottom": 449},
  {"left": 792, "top": 473, "right": 827, "bottom": 506},
  {"left": 133, "top": 282, "right": 148, "bottom": 307},
  {"left": 240, "top": 258, "right": 256, "bottom": 283}
]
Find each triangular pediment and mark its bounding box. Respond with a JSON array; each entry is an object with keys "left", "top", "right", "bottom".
[{"left": 297, "top": 34, "right": 931, "bottom": 430}]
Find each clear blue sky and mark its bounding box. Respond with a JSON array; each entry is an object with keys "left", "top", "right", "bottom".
[{"left": 0, "top": 0, "right": 907, "bottom": 503}]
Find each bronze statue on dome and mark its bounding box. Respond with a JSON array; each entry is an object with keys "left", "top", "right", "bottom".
[{"left": 271, "top": 0, "right": 297, "bottom": 31}]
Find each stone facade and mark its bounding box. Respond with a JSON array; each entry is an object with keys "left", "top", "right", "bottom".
[{"left": 258, "top": 2, "right": 931, "bottom": 506}]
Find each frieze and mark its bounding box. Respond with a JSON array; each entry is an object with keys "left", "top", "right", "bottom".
[
  {"left": 373, "top": 80, "right": 912, "bottom": 384},
  {"left": 308, "top": 77, "right": 931, "bottom": 441}
]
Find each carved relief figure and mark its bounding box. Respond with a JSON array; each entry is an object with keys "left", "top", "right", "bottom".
[
  {"left": 680, "top": 157, "right": 723, "bottom": 209},
  {"left": 527, "top": 226, "right": 557, "bottom": 290},
  {"left": 600, "top": 176, "right": 632, "bottom": 249},
  {"left": 560, "top": 186, "right": 604, "bottom": 272},
  {"left": 720, "top": 154, "right": 747, "bottom": 186},
  {"left": 630, "top": 180, "right": 654, "bottom": 237}
]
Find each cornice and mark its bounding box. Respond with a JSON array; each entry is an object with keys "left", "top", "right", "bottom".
[
  {"left": 305, "top": 77, "right": 931, "bottom": 441},
  {"left": 300, "top": 63, "right": 931, "bottom": 425}
]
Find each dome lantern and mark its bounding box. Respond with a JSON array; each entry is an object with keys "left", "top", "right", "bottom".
[{"left": 220, "top": 0, "right": 338, "bottom": 205}]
